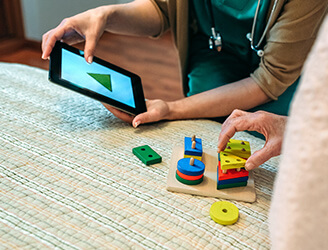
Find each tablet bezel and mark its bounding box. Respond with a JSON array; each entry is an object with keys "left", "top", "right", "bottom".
[{"left": 49, "top": 41, "right": 147, "bottom": 115}]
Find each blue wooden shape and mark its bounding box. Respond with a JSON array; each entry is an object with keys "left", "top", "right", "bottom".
[
  {"left": 184, "top": 137, "right": 202, "bottom": 156},
  {"left": 218, "top": 176, "right": 249, "bottom": 185},
  {"left": 177, "top": 158, "right": 205, "bottom": 176}
]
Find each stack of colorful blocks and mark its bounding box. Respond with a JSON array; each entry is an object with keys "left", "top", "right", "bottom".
[
  {"left": 176, "top": 157, "right": 205, "bottom": 185},
  {"left": 176, "top": 135, "right": 205, "bottom": 185},
  {"left": 217, "top": 139, "right": 251, "bottom": 190},
  {"left": 184, "top": 135, "right": 203, "bottom": 161}
]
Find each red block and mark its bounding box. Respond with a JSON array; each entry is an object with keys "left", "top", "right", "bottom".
[{"left": 218, "top": 161, "right": 249, "bottom": 181}]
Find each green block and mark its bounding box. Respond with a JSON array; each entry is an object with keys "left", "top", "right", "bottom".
[
  {"left": 217, "top": 181, "right": 248, "bottom": 190},
  {"left": 87, "top": 73, "right": 112, "bottom": 91},
  {"left": 132, "top": 145, "right": 162, "bottom": 165}
]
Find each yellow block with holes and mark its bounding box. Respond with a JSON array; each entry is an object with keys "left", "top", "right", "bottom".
[
  {"left": 220, "top": 151, "right": 246, "bottom": 170},
  {"left": 224, "top": 139, "right": 251, "bottom": 159},
  {"left": 184, "top": 154, "right": 202, "bottom": 161},
  {"left": 210, "top": 201, "right": 239, "bottom": 225}
]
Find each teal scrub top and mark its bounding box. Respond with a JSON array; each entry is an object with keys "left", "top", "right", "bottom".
[
  {"left": 187, "top": 0, "right": 270, "bottom": 96},
  {"left": 188, "top": 0, "right": 300, "bottom": 136}
]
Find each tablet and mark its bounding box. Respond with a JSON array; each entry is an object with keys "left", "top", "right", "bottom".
[{"left": 49, "top": 41, "right": 147, "bottom": 115}]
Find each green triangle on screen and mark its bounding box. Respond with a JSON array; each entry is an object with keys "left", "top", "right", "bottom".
[{"left": 87, "top": 73, "right": 112, "bottom": 92}]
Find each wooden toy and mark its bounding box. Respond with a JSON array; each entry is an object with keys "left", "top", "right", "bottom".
[
  {"left": 224, "top": 139, "right": 251, "bottom": 159},
  {"left": 183, "top": 154, "right": 202, "bottom": 161},
  {"left": 210, "top": 201, "right": 239, "bottom": 225},
  {"left": 218, "top": 161, "right": 249, "bottom": 181},
  {"left": 217, "top": 182, "right": 248, "bottom": 190},
  {"left": 176, "top": 172, "right": 204, "bottom": 185},
  {"left": 220, "top": 151, "right": 246, "bottom": 172},
  {"left": 132, "top": 145, "right": 162, "bottom": 165},
  {"left": 166, "top": 146, "right": 256, "bottom": 203},
  {"left": 177, "top": 157, "right": 205, "bottom": 176},
  {"left": 176, "top": 170, "right": 203, "bottom": 181},
  {"left": 184, "top": 136, "right": 203, "bottom": 156}
]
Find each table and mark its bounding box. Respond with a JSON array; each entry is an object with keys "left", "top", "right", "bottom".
[{"left": 0, "top": 63, "right": 279, "bottom": 249}]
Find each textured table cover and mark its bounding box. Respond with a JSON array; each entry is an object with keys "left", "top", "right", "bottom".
[{"left": 0, "top": 63, "right": 279, "bottom": 249}]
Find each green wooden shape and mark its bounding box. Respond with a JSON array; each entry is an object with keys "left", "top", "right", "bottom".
[
  {"left": 217, "top": 181, "right": 248, "bottom": 190},
  {"left": 132, "top": 145, "right": 162, "bottom": 165},
  {"left": 87, "top": 73, "right": 112, "bottom": 92}
]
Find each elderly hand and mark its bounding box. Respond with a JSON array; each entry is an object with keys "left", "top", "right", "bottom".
[{"left": 217, "top": 109, "right": 287, "bottom": 170}]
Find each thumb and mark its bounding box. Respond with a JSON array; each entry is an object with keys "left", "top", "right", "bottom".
[
  {"left": 132, "top": 112, "right": 156, "bottom": 128},
  {"left": 84, "top": 35, "right": 97, "bottom": 63},
  {"left": 244, "top": 146, "right": 273, "bottom": 170}
]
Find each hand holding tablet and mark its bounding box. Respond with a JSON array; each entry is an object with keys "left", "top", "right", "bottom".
[{"left": 49, "top": 41, "right": 147, "bottom": 115}]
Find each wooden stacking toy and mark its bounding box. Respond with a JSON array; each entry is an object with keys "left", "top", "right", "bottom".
[
  {"left": 217, "top": 139, "right": 251, "bottom": 190},
  {"left": 184, "top": 135, "right": 203, "bottom": 161},
  {"left": 176, "top": 157, "right": 205, "bottom": 185}
]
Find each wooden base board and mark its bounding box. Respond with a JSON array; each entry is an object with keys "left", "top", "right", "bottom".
[{"left": 166, "top": 146, "right": 256, "bottom": 203}]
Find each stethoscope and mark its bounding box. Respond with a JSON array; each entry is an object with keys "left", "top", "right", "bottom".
[{"left": 207, "top": 0, "right": 278, "bottom": 57}]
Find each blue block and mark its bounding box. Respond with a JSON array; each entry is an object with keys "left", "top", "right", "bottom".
[
  {"left": 218, "top": 176, "right": 249, "bottom": 185},
  {"left": 177, "top": 158, "right": 205, "bottom": 176},
  {"left": 184, "top": 137, "right": 202, "bottom": 156}
]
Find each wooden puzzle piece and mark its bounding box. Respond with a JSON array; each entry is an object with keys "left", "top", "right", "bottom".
[
  {"left": 210, "top": 201, "right": 239, "bottom": 225},
  {"left": 224, "top": 139, "right": 251, "bottom": 159},
  {"left": 176, "top": 172, "right": 204, "bottom": 185},
  {"left": 184, "top": 154, "right": 202, "bottom": 161},
  {"left": 217, "top": 176, "right": 249, "bottom": 185},
  {"left": 220, "top": 151, "right": 246, "bottom": 170},
  {"left": 132, "top": 145, "right": 162, "bottom": 165},
  {"left": 217, "top": 182, "right": 248, "bottom": 190},
  {"left": 177, "top": 157, "right": 205, "bottom": 176},
  {"left": 184, "top": 137, "right": 203, "bottom": 156},
  {"left": 218, "top": 161, "right": 249, "bottom": 181},
  {"left": 176, "top": 170, "right": 203, "bottom": 181}
]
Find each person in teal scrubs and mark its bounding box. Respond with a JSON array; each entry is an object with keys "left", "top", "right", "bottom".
[
  {"left": 188, "top": 0, "right": 299, "bottom": 123},
  {"left": 41, "top": 0, "right": 327, "bottom": 134}
]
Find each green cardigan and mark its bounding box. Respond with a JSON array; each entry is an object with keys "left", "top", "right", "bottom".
[{"left": 150, "top": 0, "right": 328, "bottom": 99}]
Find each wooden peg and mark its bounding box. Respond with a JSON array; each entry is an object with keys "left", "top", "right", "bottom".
[
  {"left": 191, "top": 135, "right": 196, "bottom": 141},
  {"left": 192, "top": 141, "right": 196, "bottom": 149},
  {"left": 190, "top": 157, "right": 194, "bottom": 166}
]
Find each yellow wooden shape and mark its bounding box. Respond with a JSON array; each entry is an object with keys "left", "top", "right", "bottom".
[
  {"left": 224, "top": 139, "right": 251, "bottom": 159},
  {"left": 220, "top": 151, "right": 246, "bottom": 170},
  {"left": 210, "top": 201, "right": 239, "bottom": 225},
  {"left": 184, "top": 154, "right": 202, "bottom": 161}
]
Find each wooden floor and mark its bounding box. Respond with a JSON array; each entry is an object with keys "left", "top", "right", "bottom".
[{"left": 0, "top": 32, "right": 183, "bottom": 101}]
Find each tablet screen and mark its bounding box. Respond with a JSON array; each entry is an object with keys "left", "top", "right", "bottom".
[
  {"left": 61, "top": 49, "right": 136, "bottom": 108},
  {"left": 49, "top": 41, "right": 146, "bottom": 115}
]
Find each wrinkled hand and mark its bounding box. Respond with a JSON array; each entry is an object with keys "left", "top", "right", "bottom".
[
  {"left": 42, "top": 7, "right": 108, "bottom": 63},
  {"left": 217, "top": 109, "right": 287, "bottom": 170},
  {"left": 102, "top": 99, "right": 170, "bottom": 127}
]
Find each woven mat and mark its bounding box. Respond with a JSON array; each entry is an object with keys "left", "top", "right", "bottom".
[{"left": 0, "top": 63, "right": 279, "bottom": 249}]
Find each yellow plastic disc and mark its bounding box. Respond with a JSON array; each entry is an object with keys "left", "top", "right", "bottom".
[{"left": 210, "top": 201, "right": 239, "bottom": 225}]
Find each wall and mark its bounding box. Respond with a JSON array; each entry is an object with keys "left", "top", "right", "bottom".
[{"left": 21, "top": 0, "right": 131, "bottom": 41}]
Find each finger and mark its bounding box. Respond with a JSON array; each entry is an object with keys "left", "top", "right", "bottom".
[
  {"left": 132, "top": 111, "right": 157, "bottom": 128},
  {"left": 217, "top": 110, "right": 251, "bottom": 151},
  {"left": 245, "top": 144, "right": 278, "bottom": 170},
  {"left": 42, "top": 27, "right": 67, "bottom": 59},
  {"left": 84, "top": 33, "right": 97, "bottom": 63}
]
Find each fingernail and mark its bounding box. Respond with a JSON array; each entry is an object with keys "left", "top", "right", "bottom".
[
  {"left": 245, "top": 163, "right": 255, "bottom": 171},
  {"left": 87, "top": 56, "right": 93, "bottom": 64},
  {"left": 133, "top": 121, "right": 140, "bottom": 128}
]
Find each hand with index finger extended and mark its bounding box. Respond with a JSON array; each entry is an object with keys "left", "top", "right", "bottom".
[{"left": 217, "top": 109, "right": 287, "bottom": 170}]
